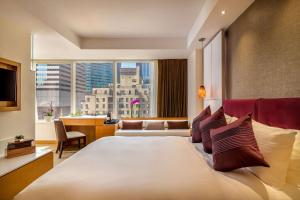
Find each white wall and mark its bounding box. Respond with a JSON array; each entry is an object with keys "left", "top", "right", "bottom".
[
  {"left": 0, "top": 17, "right": 35, "bottom": 157},
  {"left": 203, "top": 31, "right": 223, "bottom": 112},
  {"left": 35, "top": 122, "right": 56, "bottom": 141},
  {"left": 187, "top": 48, "right": 203, "bottom": 120}
]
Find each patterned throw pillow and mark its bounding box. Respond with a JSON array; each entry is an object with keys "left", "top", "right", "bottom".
[
  {"left": 200, "top": 107, "right": 227, "bottom": 153},
  {"left": 192, "top": 106, "right": 211, "bottom": 143},
  {"left": 210, "top": 115, "right": 269, "bottom": 171}
]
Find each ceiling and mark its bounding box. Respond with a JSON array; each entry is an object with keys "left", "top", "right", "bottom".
[
  {"left": 0, "top": 0, "right": 255, "bottom": 59},
  {"left": 32, "top": 0, "right": 205, "bottom": 38}
]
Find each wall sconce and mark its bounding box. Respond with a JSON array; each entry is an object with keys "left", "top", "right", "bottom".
[{"left": 198, "top": 85, "right": 206, "bottom": 98}]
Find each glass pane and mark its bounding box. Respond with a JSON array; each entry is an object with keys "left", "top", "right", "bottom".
[
  {"left": 76, "top": 63, "right": 113, "bottom": 115},
  {"left": 116, "top": 62, "right": 152, "bottom": 118},
  {"left": 36, "top": 63, "right": 71, "bottom": 120}
]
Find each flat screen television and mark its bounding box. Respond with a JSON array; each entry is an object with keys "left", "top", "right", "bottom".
[
  {"left": 0, "top": 57, "right": 21, "bottom": 111},
  {"left": 0, "top": 68, "right": 17, "bottom": 101}
]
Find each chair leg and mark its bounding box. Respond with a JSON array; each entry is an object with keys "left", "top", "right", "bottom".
[
  {"left": 59, "top": 142, "right": 64, "bottom": 159},
  {"left": 78, "top": 138, "right": 81, "bottom": 149},
  {"left": 56, "top": 142, "right": 60, "bottom": 154},
  {"left": 83, "top": 137, "right": 87, "bottom": 146}
]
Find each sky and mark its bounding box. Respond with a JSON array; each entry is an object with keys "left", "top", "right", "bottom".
[{"left": 120, "top": 62, "right": 136, "bottom": 68}]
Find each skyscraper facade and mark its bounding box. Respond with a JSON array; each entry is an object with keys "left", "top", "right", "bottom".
[{"left": 36, "top": 63, "right": 71, "bottom": 119}]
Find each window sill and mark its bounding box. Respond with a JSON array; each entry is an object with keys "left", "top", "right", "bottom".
[{"left": 35, "top": 120, "right": 54, "bottom": 124}]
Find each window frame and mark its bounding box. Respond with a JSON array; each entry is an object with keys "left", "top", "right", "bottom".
[{"left": 34, "top": 60, "right": 156, "bottom": 121}]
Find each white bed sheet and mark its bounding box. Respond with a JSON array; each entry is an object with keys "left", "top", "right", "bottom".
[{"left": 15, "top": 137, "right": 300, "bottom": 200}]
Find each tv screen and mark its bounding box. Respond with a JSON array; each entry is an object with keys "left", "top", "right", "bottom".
[{"left": 0, "top": 68, "right": 16, "bottom": 101}]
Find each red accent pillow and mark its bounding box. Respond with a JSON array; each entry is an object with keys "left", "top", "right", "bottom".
[
  {"left": 210, "top": 115, "right": 269, "bottom": 171},
  {"left": 200, "top": 107, "right": 226, "bottom": 153},
  {"left": 167, "top": 121, "right": 189, "bottom": 129},
  {"left": 192, "top": 106, "right": 211, "bottom": 143},
  {"left": 122, "top": 121, "right": 143, "bottom": 130}
]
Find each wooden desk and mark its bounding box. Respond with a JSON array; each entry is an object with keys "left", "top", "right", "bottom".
[{"left": 60, "top": 116, "right": 117, "bottom": 144}]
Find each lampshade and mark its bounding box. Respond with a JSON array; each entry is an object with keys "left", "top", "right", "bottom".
[{"left": 198, "top": 85, "right": 206, "bottom": 98}]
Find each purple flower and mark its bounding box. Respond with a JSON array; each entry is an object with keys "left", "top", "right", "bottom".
[{"left": 130, "top": 99, "right": 140, "bottom": 105}]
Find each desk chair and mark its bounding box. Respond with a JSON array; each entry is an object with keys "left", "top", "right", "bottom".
[{"left": 54, "top": 120, "right": 86, "bottom": 158}]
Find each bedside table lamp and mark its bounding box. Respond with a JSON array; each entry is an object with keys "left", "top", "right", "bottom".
[{"left": 198, "top": 85, "right": 206, "bottom": 98}]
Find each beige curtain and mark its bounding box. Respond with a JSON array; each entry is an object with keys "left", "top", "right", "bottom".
[{"left": 157, "top": 59, "right": 187, "bottom": 117}]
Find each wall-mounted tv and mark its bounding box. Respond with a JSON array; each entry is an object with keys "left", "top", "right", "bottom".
[
  {"left": 0, "top": 57, "right": 21, "bottom": 111},
  {"left": 0, "top": 68, "right": 17, "bottom": 101}
]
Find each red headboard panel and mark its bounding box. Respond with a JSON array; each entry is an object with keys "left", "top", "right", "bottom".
[
  {"left": 256, "top": 98, "right": 300, "bottom": 130},
  {"left": 223, "top": 98, "right": 300, "bottom": 130},
  {"left": 223, "top": 99, "right": 257, "bottom": 120}
]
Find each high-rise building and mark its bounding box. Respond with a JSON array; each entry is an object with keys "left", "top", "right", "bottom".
[
  {"left": 77, "top": 63, "right": 113, "bottom": 93},
  {"left": 81, "top": 65, "right": 151, "bottom": 117},
  {"left": 137, "top": 62, "right": 151, "bottom": 84},
  {"left": 36, "top": 64, "right": 71, "bottom": 119}
]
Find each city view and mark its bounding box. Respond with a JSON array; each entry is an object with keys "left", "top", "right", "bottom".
[{"left": 36, "top": 62, "right": 153, "bottom": 120}]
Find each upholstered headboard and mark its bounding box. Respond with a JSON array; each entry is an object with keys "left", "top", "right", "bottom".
[{"left": 223, "top": 98, "right": 300, "bottom": 130}]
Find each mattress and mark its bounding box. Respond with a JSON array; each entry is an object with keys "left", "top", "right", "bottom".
[
  {"left": 115, "top": 129, "right": 191, "bottom": 137},
  {"left": 15, "top": 137, "right": 300, "bottom": 200}
]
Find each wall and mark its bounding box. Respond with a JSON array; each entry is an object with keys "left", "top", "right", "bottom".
[
  {"left": 226, "top": 0, "right": 300, "bottom": 98},
  {"left": 187, "top": 49, "right": 203, "bottom": 119},
  {"left": 0, "top": 17, "right": 35, "bottom": 156},
  {"left": 203, "top": 31, "right": 224, "bottom": 112}
]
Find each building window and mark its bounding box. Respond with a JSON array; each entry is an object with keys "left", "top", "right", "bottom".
[
  {"left": 102, "top": 98, "right": 105, "bottom": 102},
  {"left": 35, "top": 63, "right": 71, "bottom": 120}
]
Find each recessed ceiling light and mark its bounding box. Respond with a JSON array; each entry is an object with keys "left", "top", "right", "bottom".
[{"left": 221, "top": 10, "right": 226, "bottom": 15}]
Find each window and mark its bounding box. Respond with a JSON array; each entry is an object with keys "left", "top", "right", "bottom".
[
  {"left": 35, "top": 60, "right": 155, "bottom": 120},
  {"left": 116, "top": 61, "right": 153, "bottom": 118},
  {"left": 36, "top": 63, "right": 71, "bottom": 120},
  {"left": 76, "top": 62, "right": 113, "bottom": 115}
]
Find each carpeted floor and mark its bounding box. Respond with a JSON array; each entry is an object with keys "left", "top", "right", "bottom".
[{"left": 36, "top": 143, "right": 81, "bottom": 166}]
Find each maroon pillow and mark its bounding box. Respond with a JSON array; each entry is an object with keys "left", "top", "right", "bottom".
[
  {"left": 210, "top": 115, "right": 269, "bottom": 171},
  {"left": 200, "top": 107, "right": 226, "bottom": 153},
  {"left": 192, "top": 106, "right": 211, "bottom": 143},
  {"left": 122, "top": 121, "right": 143, "bottom": 130},
  {"left": 167, "top": 121, "right": 189, "bottom": 129}
]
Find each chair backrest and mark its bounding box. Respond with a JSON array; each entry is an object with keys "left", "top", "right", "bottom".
[{"left": 54, "top": 120, "right": 68, "bottom": 142}]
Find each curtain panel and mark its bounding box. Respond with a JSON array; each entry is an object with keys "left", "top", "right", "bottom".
[{"left": 157, "top": 59, "right": 187, "bottom": 117}]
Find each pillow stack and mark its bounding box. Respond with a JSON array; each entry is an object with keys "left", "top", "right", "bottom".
[
  {"left": 192, "top": 106, "right": 299, "bottom": 188},
  {"left": 192, "top": 107, "right": 269, "bottom": 172},
  {"left": 120, "top": 120, "right": 190, "bottom": 130}
]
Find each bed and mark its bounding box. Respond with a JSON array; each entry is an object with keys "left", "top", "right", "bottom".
[{"left": 15, "top": 98, "right": 300, "bottom": 200}]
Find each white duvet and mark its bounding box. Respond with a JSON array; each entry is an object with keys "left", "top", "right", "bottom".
[{"left": 15, "top": 137, "right": 300, "bottom": 200}]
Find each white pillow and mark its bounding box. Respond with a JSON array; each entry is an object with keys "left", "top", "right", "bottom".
[
  {"left": 143, "top": 120, "right": 166, "bottom": 128},
  {"left": 249, "top": 121, "right": 297, "bottom": 187},
  {"left": 224, "top": 114, "right": 232, "bottom": 124},
  {"left": 286, "top": 129, "right": 300, "bottom": 187}
]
